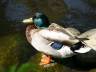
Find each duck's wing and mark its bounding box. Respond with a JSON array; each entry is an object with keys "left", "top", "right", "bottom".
[
  {"left": 78, "top": 29, "right": 96, "bottom": 38},
  {"left": 77, "top": 29, "right": 96, "bottom": 50},
  {"left": 66, "top": 28, "right": 80, "bottom": 36},
  {"left": 49, "top": 23, "right": 80, "bottom": 38},
  {"left": 48, "top": 23, "right": 65, "bottom": 30},
  {"left": 83, "top": 33, "right": 96, "bottom": 51}
]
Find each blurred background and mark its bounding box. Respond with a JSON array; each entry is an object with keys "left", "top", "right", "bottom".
[{"left": 0, "top": 0, "right": 96, "bottom": 72}]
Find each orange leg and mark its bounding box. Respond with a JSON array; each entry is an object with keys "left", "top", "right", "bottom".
[{"left": 39, "top": 54, "right": 52, "bottom": 65}]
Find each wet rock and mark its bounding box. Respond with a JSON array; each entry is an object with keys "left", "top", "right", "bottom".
[{"left": 75, "top": 50, "right": 96, "bottom": 67}]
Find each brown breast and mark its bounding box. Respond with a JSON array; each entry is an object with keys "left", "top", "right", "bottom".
[{"left": 26, "top": 25, "right": 37, "bottom": 43}]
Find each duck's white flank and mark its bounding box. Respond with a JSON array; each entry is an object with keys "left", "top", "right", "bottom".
[
  {"left": 75, "top": 47, "right": 91, "bottom": 53},
  {"left": 30, "top": 29, "right": 75, "bottom": 58}
]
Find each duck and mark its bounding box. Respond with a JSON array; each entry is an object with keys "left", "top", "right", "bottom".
[{"left": 22, "top": 12, "right": 92, "bottom": 66}]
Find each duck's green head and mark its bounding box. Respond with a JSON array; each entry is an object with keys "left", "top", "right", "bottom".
[
  {"left": 33, "top": 12, "right": 50, "bottom": 28},
  {"left": 23, "top": 12, "right": 50, "bottom": 29}
]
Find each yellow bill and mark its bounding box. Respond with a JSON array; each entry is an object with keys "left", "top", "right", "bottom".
[{"left": 22, "top": 18, "right": 33, "bottom": 23}]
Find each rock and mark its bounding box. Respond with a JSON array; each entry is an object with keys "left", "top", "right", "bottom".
[{"left": 75, "top": 50, "right": 96, "bottom": 67}]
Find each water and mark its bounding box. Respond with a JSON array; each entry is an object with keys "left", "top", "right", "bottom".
[
  {"left": 61, "top": 0, "right": 96, "bottom": 32},
  {"left": 64, "top": 0, "right": 96, "bottom": 14},
  {"left": 5, "top": 0, "right": 31, "bottom": 21},
  {"left": 64, "top": 0, "right": 90, "bottom": 13},
  {"left": 4, "top": 0, "right": 96, "bottom": 31}
]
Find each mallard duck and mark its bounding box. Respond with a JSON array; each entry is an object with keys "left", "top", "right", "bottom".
[{"left": 22, "top": 12, "right": 92, "bottom": 66}]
